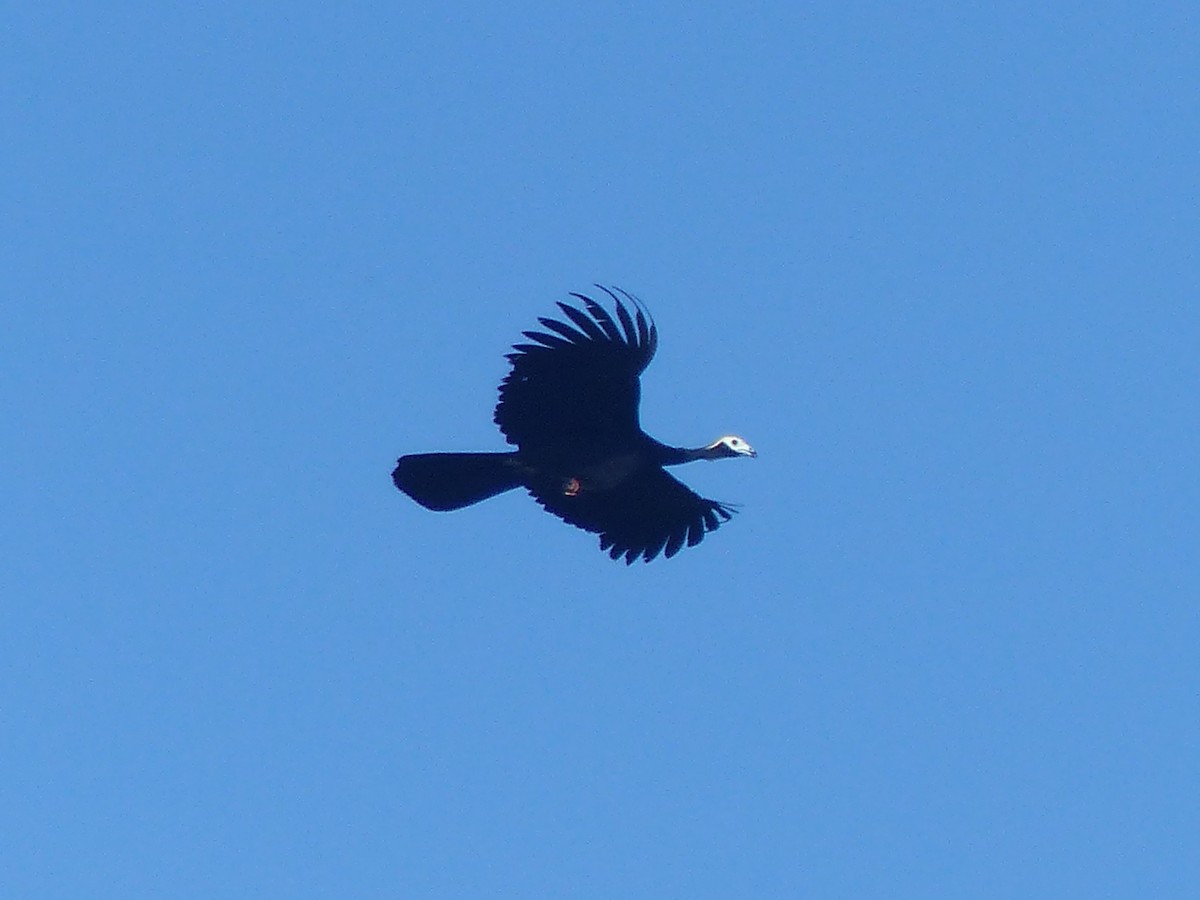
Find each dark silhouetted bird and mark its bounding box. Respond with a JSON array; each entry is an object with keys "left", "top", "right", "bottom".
[{"left": 391, "top": 287, "right": 755, "bottom": 563}]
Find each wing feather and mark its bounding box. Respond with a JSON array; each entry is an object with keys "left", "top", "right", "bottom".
[
  {"left": 612, "top": 298, "right": 638, "bottom": 345},
  {"left": 528, "top": 467, "right": 736, "bottom": 565},
  {"left": 576, "top": 295, "right": 625, "bottom": 343},
  {"left": 556, "top": 301, "right": 610, "bottom": 343},
  {"left": 519, "top": 330, "right": 574, "bottom": 350},
  {"left": 494, "top": 290, "right": 657, "bottom": 452},
  {"left": 536, "top": 316, "right": 586, "bottom": 343}
]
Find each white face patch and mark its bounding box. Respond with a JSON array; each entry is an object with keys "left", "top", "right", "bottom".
[{"left": 709, "top": 435, "right": 756, "bottom": 457}]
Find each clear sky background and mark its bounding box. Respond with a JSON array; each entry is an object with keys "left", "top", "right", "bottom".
[{"left": 4, "top": 4, "right": 1197, "bottom": 898}]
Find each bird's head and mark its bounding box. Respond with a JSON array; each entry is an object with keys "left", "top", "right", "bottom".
[{"left": 704, "top": 435, "right": 757, "bottom": 459}]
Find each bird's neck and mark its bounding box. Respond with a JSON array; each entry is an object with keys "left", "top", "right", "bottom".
[{"left": 656, "top": 443, "right": 710, "bottom": 466}]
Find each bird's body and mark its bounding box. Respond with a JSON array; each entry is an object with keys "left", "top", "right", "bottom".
[{"left": 392, "top": 287, "right": 755, "bottom": 563}]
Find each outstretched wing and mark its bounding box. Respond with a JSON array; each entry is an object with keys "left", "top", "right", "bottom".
[
  {"left": 494, "top": 287, "right": 657, "bottom": 453},
  {"left": 529, "top": 467, "right": 735, "bottom": 564}
]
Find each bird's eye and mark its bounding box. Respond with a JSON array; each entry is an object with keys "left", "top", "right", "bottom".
[{"left": 730, "top": 438, "right": 740, "bottom": 445}]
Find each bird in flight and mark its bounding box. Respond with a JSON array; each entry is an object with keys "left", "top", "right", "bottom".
[{"left": 392, "top": 286, "right": 756, "bottom": 563}]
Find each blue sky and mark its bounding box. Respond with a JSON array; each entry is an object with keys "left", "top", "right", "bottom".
[{"left": 4, "top": 3, "right": 1197, "bottom": 897}]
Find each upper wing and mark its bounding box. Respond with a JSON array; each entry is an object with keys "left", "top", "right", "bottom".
[
  {"left": 529, "top": 466, "right": 735, "bottom": 564},
  {"left": 494, "top": 287, "right": 657, "bottom": 453}
]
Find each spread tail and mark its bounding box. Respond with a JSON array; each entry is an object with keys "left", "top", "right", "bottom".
[{"left": 392, "top": 452, "right": 522, "bottom": 511}]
